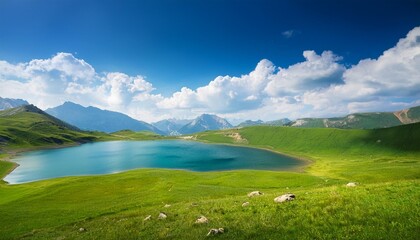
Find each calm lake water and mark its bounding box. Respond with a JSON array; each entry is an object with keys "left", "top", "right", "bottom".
[{"left": 5, "top": 140, "right": 302, "bottom": 184}]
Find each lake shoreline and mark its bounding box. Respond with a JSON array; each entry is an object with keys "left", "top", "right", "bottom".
[
  {"left": 0, "top": 142, "right": 82, "bottom": 182},
  {"left": 188, "top": 138, "right": 313, "bottom": 172},
  {"left": 1, "top": 138, "right": 311, "bottom": 184}
]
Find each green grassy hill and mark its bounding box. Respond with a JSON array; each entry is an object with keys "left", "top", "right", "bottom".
[
  {"left": 0, "top": 105, "right": 162, "bottom": 151},
  {"left": 111, "top": 130, "right": 164, "bottom": 140},
  {"left": 0, "top": 118, "right": 419, "bottom": 239},
  {"left": 0, "top": 105, "right": 98, "bottom": 149},
  {"left": 289, "top": 105, "right": 420, "bottom": 129},
  {"left": 196, "top": 124, "right": 420, "bottom": 181}
]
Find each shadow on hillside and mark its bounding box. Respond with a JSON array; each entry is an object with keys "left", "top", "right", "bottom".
[{"left": 361, "top": 122, "right": 420, "bottom": 152}]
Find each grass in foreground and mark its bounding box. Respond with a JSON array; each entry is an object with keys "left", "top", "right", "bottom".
[{"left": 0, "top": 169, "right": 418, "bottom": 239}]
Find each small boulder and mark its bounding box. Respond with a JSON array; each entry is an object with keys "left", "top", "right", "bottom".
[
  {"left": 195, "top": 216, "right": 209, "bottom": 224},
  {"left": 158, "top": 212, "right": 167, "bottom": 219},
  {"left": 247, "top": 191, "right": 263, "bottom": 197},
  {"left": 79, "top": 228, "right": 86, "bottom": 232},
  {"left": 274, "top": 193, "right": 295, "bottom": 203},
  {"left": 346, "top": 182, "right": 357, "bottom": 187},
  {"left": 143, "top": 215, "right": 152, "bottom": 221},
  {"left": 164, "top": 204, "right": 171, "bottom": 208},
  {"left": 242, "top": 201, "right": 250, "bottom": 207},
  {"left": 207, "top": 228, "right": 224, "bottom": 236}
]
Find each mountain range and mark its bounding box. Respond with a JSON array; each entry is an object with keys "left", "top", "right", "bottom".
[
  {"left": 237, "top": 118, "right": 291, "bottom": 127},
  {"left": 0, "top": 97, "right": 29, "bottom": 110},
  {"left": 46, "top": 102, "right": 163, "bottom": 134},
  {"left": 2, "top": 97, "right": 420, "bottom": 134},
  {"left": 178, "top": 114, "right": 233, "bottom": 134},
  {"left": 152, "top": 119, "right": 192, "bottom": 136},
  {"left": 288, "top": 106, "right": 420, "bottom": 129}
]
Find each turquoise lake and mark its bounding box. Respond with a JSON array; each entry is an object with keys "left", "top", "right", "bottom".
[{"left": 5, "top": 140, "right": 302, "bottom": 184}]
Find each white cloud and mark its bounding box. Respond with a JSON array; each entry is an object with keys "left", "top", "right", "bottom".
[
  {"left": 158, "top": 59, "right": 275, "bottom": 113},
  {"left": 302, "top": 26, "right": 420, "bottom": 115},
  {"left": 0, "top": 53, "right": 161, "bottom": 120},
  {"left": 0, "top": 27, "right": 419, "bottom": 122},
  {"left": 265, "top": 50, "right": 345, "bottom": 96},
  {"left": 26, "top": 52, "right": 96, "bottom": 82}
]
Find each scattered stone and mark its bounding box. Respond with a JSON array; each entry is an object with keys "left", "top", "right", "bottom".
[
  {"left": 346, "top": 182, "right": 357, "bottom": 187},
  {"left": 207, "top": 228, "right": 224, "bottom": 236},
  {"left": 195, "top": 216, "right": 209, "bottom": 224},
  {"left": 247, "top": 191, "right": 263, "bottom": 197},
  {"left": 274, "top": 193, "right": 295, "bottom": 203},
  {"left": 376, "top": 139, "right": 381, "bottom": 143},
  {"left": 158, "top": 212, "right": 167, "bottom": 219},
  {"left": 143, "top": 215, "right": 152, "bottom": 221},
  {"left": 242, "top": 201, "right": 250, "bottom": 207},
  {"left": 79, "top": 228, "right": 86, "bottom": 232},
  {"left": 164, "top": 204, "right": 171, "bottom": 208}
]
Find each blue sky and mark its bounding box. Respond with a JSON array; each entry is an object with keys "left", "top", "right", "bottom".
[{"left": 0, "top": 0, "right": 419, "bottom": 122}]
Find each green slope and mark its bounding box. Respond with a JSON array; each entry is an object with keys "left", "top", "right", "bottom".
[
  {"left": 111, "top": 130, "right": 164, "bottom": 140},
  {"left": 289, "top": 105, "right": 420, "bottom": 129},
  {"left": 0, "top": 105, "right": 98, "bottom": 149},
  {"left": 196, "top": 124, "right": 420, "bottom": 181},
  {"left": 0, "top": 105, "right": 161, "bottom": 151}
]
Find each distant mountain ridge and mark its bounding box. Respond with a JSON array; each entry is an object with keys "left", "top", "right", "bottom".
[
  {"left": 288, "top": 105, "right": 420, "bottom": 129},
  {"left": 46, "top": 102, "right": 163, "bottom": 134},
  {"left": 0, "top": 97, "right": 29, "bottom": 110},
  {"left": 237, "top": 118, "right": 291, "bottom": 127},
  {"left": 152, "top": 118, "right": 192, "bottom": 136},
  {"left": 178, "top": 114, "right": 232, "bottom": 134}
]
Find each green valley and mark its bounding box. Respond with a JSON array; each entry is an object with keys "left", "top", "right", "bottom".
[{"left": 0, "top": 105, "right": 419, "bottom": 239}]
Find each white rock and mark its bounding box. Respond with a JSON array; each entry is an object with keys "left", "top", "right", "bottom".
[
  {"left": 164, "top": 204, "right": 171, "bottom": 208},
  {"left": 195, "top": 216, "right": 208, "bottom": 224},
  {"left": 143, "top": 215, "right": 152, "bottom": 221},
  {"left": 158, "top": 212, "right": 167, "bottom": 219},
  {"left": 79, "top": 228, "right": 86, "bottom": 232},
  {"left": 242, "top": 202, "right": 250, "bottom": 207},
  {"left": 207, "top": 228, "right": 224, "bottom": 236},
  {"left": 247, "top": 191, "right": 263, "bottom": 197},
  {"left": 274, "top": 193, "right": 295, "bottom": 203},
  {"left": 346, "top": 182, "right": 357, "bottom": 187}
]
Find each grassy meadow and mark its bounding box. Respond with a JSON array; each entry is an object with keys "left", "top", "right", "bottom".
[{"left": 0, "top": 121, "right": 419, "bottom": 239}]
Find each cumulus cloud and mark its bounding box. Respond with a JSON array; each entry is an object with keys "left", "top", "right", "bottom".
[
  {"left": 0, "top": 27, "right": 419, "bottom": 122},
  {"left": 265, "top": 50, "right": 345, "bottom": 96},
  {"left": 158, "top": 59, "right": 275, "bottom": 113},
  {"left": 0, "top": 53, "right": 162, "bottom": 119},
  {"left": 302, "top": 26, "right": 420, "bottom": 115}
]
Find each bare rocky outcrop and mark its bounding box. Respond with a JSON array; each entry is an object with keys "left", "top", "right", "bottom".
[
  {"left": 248, "top": 191, "right": 264, "bottom": 197},
  {"left": 158, "top": 212, "right": 167, "bottom": 219},
  {"left": 227, "top": 132, "right": 248, "bottom": 143},
  {"left": 195, "top": 216, "right": 209, "bottom": 224},
  {"left": 274, "top": 193, "right": 295, "bottom": 203},
  {"left": 207, "top": 228, "right": 224, "bottom": 236}
]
